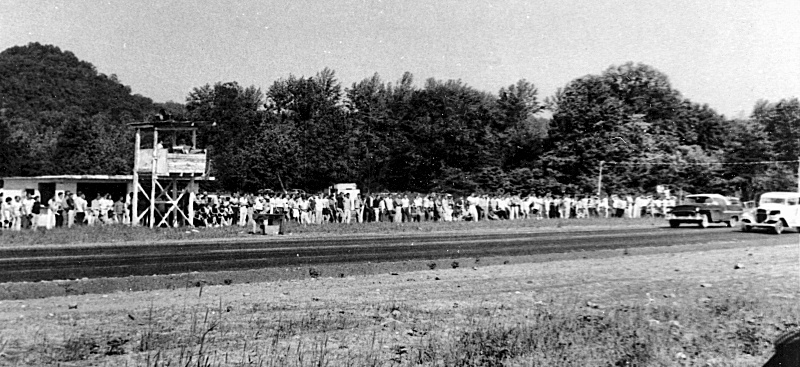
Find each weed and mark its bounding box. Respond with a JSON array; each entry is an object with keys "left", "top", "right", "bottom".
[
  {"left": 454, "top": 326, "right": 518, "bottom": 366},
  {"left": 60, "top": 333, "right": 100, "bottom": 361},
  {"left": 24, "top": 294, "right": 797, "bottom": 366}
]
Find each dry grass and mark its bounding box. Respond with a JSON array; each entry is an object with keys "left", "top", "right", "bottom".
[
  {"left": 0, "top": 238, "right": 796, "bottom": 366},
  {"left": 0, "top": 217, "right": 661, "bottom": 247},
  {"left": 16, "top": 296, "right": 794, "bottom": 366}
]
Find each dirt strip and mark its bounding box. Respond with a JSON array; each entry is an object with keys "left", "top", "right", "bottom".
[{"left": 1, "top": 233, "right": 794, "bottom": 300}]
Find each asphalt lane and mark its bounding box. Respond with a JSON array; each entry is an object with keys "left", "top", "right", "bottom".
[{"left": 0, "top": 226, "right": 788, "bottom": 282}]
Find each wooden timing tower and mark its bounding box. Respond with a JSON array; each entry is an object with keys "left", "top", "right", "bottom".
[{"left": 128, "top": 120, "right": 210, "bottom": 228}]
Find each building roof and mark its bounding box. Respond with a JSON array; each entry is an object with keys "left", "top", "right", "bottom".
[
  {"left": 128, "top": 120, "right": 208, "bottom": 131},
  {"left": 2, "top": 175, "right": 133, "bottom": 181},
  {"left": 2, "top": 174, "right": 215, "bottom": 182}
]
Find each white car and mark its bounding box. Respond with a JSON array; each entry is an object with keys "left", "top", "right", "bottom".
[{"left": 741, "top": 192, "right": 800, "bottom": 234}]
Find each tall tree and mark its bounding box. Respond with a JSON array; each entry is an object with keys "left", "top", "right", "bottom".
[
  {"left": 495, "top": 80, "right": 547, "bottom": 169},
  {"left": 53, "top": 114, "right": 133, "bottom": 175},
  {"left": 186, "top": 82, "right": 264, "bottom": 192},
  {"left": 718, "top": 119, "right": 773, "bottom": 199},
  {"left": 543, "top": 62, "right": 725, "bottom": 194},
  {"left": 754, "top": 98, "right": 800, "bottom": 161},
  {"left": 386, "top": 78, "right": 499, "bottom": 192},
  {"left": 345, "top": 73, "right": 396, "bottom": 193},
  {"left": 747, "top": 98, "right": 800, "bottom": 193},
  {"left": 265, "top": 69, "right": 351, "bottom": 191}
]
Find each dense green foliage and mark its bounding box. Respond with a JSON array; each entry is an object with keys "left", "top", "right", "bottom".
[
  {"left": 543, "top": 63, "right": 731, "bottom": 194},
  {"left": 1, "top": 43, "right": 798, "bottom": 198},
  {"left": 0, "top": 43, "right": 154, "bottom": 175}
]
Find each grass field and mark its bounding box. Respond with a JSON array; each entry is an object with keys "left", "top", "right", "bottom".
[
  {"left": 0, "top": 237, "right": 796, "bottom": 366},
  {"left": 0, "top": 217, "right": 662, "bottom": 247}
]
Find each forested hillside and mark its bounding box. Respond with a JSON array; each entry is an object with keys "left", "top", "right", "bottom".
[
  {"left": 1, "top": 43, "right": 797, "bottom": 198},
  {"left": 0, "top": 43, "right": 154, "bottom": 176}
]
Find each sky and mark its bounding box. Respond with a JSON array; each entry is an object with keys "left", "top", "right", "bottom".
[{"left": 1, "top": 0, "right": 798, "bottom": 118}]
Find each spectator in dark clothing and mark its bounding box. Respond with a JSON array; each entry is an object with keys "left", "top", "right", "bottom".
[{"left": 30, "top": 196, "right": 41, "bottom": 230}]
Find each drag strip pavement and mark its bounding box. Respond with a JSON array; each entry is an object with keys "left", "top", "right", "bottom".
[{"left": 0, "top": 227, "right": 783, "bottom": 282}]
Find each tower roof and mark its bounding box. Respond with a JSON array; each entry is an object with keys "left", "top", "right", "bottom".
[{"left": 127, "top": 120, "right": 208, "bottom": 131}]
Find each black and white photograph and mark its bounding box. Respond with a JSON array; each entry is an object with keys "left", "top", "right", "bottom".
[{"left": 0, "top": 0, "right": 798, "bottom": 365}]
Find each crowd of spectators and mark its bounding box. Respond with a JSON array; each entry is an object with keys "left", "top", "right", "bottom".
[
  {"left": 1, "top": 189, "right": 677, "bottom": 231},
  {"left": 0, "top": 191, "right": 125, "bottom": 231},
  {"left": 191, "top": 192, "right": 678, "bottom": 231}
]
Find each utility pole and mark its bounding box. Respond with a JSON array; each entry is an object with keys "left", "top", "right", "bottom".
[
  {"left": 597, "top": 161, "right": 605, "bottom": 196},
  {"left": 797, "top": 157, "right": 800, "bottom": 193}
]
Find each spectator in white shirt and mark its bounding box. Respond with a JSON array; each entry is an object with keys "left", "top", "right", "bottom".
[
  {"left": 401, "top": 194, "right": 411, "bottom": 222},
  {"left": 73, "top": 192, "right": 87, "bottom": 225},
  {"left": 90, "top": 194, "right": 103, "bottom": 225},
  {"left": 11, "top": 196, "right": 23, "bottom": 231}
]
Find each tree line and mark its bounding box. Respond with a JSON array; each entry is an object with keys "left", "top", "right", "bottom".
[{"left": 1, "top": 43, "right": 797, "bottom": 199}]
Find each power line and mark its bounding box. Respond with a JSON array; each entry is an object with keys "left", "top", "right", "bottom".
[
  {"left": 604, "top": 159, "right": 799, "bottom": 166},
  {"left": 596, "top": 158, "right": 800, "bottom": 195}
]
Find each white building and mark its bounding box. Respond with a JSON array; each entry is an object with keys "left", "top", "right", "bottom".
[{"left": 1, "top": 175, "right": 133, "bottom": 203}]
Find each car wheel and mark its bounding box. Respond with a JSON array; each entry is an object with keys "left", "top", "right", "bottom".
[
  {"left": 727, "top": 217, "right": 739, "bottom": 228},
  {"left": 773, "top": 220, "right": 784, "bottom": 235},
  {"left": 699, "top": 215, "right": 709, "bottom": 228},
  {"left": 742, "top": 225, "right": 752, "bottom": 232},
  {"left": 669, "top": 220, "right": 680, "bottom": 228}
]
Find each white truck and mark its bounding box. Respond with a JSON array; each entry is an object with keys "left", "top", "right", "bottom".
[
  {"left": 329, "top": 183, "right": 360, "bottom": 199},
  {"left": 740, "top": 192, "right": 800, "bottom": 234}
]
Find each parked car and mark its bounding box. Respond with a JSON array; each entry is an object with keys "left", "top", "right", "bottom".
[
  {"left": 666, "top": 194, "right": 743, "bottom": 228},
  {"left": 740, "top": 192, "right": 800, "bottom": 234}
]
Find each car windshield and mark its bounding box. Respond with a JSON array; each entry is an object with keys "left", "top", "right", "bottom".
[
  {"left": 761, "top": 197, "right": 786, "bottom": 205},
  {"left": 684, "top": 196, "right": 712, "bottom": 204}
]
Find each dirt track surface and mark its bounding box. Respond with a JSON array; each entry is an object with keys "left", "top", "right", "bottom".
[
  {"left": 0, "top": 233, "right": 797, "bottom": 366},
  {"left": 0, "top": 226, "right": 782, "bottom": 284}
]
